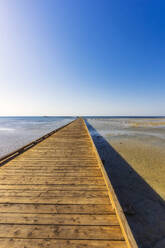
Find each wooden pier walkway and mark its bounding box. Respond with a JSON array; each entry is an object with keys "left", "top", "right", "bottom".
[{"left": 0, "top": 118, "right": 137, "bottom": 248}]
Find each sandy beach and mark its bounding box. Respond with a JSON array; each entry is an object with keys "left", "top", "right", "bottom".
[
  {"left": 109, "top": 137, "right": 165, "bottom": 199},
  {"left": 86, "top": 118, "right": 165, "bottom": 248}
]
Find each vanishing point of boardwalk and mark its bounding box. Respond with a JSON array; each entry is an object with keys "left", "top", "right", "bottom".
[{"left": 0, "top": 118, "right": 137, "bottom": 247}]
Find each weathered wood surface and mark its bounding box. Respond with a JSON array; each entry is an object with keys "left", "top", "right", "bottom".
[{"left": 0, "top": 118, "right": 128, "bottom": 247}]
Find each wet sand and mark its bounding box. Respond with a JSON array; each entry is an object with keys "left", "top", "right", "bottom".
[
  {"left": 86, "top": 118, "right": 165, "bottom": 248},
  {"left": 108, "top": 137, "right": 165, "bottom": 200}
]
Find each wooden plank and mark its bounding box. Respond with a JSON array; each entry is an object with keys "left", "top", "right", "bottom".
[
  {"left": 2, "top": 166, "right": 99, "bottom": 170},
  {"left": 19, "top": 156, "right": 96, "bottom": 159},
  {"left": 0, "top": 213, "right": 118, "bottom": 225},
  {"left": 22, "top": 149, "right": 93, "bottom": 152},
  {"left": 0, "top": 190, "right": 108, "bottom": 197},
  {"left": 0, "top": 184, "right": 107, "bottom": 191},
  {"left": 0, "top": 177, "right": 106, "bottom": 185},
  {"left": 0, "top": 171, "right": 102, "bottom": 177},
  {"left": 14, "top": 158, "right": 98, "bottom": 162},
  {"left": 0, "top": 196, "right": 110, "bottom": 204},
  {"left": 0, "top": 224, "right": 124, "bottom": 240},
  {"left": 0, "top": 239, "right": 127, "bottom": 248},
  {"left": 2, "top": 167, "right": 100, "bottom": 172},
  {"left": 31, "top": 148, "right": 93, "bottom": 151},
  {"left": 0, "top": 204, "right": 114, "bottom": 214},
  {"left": 6, "top": 161, "right": 98, "bottom": 166}
]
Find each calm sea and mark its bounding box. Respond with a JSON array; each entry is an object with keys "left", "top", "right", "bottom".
[
  {"left": 0, "top": 116, "right": 75, "bottom": 158},
  {"left": 85, "top": 116, "right": 165, "bottom": 142}
]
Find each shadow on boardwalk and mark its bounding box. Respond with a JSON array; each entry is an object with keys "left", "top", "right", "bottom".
[{"left": 86, "top": 121, "right": 165, "bottom": 248}]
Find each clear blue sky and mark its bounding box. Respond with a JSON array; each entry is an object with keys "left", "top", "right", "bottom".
[{"left": 0, "top": 0, "right": 164, "bottom": 116}]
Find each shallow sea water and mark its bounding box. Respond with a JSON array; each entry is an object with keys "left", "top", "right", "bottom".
[
  {"left": 86, "top": 117, "right": 165, "bottom": 141},
  {"left": 0, "top": 116, "right": 75, "bottom": 158}
]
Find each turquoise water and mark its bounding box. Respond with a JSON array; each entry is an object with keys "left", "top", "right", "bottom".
[{"left": 0, "top": 116, "right": 75, "bottom": 158}]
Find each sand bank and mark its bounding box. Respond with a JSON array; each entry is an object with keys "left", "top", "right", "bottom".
[{"left": 86, "top": 118, "right": 165, "bottom": 248}]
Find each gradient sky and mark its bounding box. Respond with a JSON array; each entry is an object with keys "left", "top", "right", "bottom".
[{"left": 0, "top": 0, "right": 164, "bottom": 116}]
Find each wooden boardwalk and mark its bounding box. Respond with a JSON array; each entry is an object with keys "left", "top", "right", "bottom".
[{"left": 0, "top": 118, "right": 137, "bottom": 248}]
